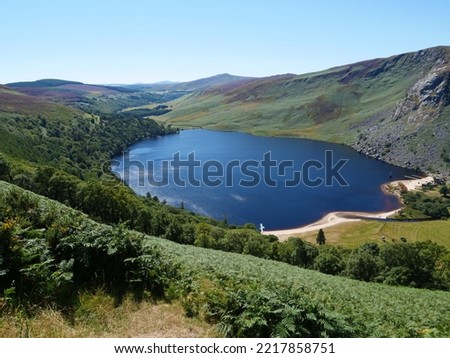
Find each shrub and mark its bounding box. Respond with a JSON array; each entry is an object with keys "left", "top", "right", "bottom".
[{"left": 205, "top": 284, "right": 352, "bottom": 338}]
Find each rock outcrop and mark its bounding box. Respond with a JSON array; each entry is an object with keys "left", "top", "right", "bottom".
[
  {"left": 392, "top": 63, "right": 450, "bottom": 123},
  {"left": 353, "top": 49, "right": 450, "bottom": 179}
]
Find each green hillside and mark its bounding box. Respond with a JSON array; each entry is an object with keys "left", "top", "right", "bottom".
[
  {"left": 1, "top": 48, "right": 450, "bottom": 338},
  {"left": 0, "top": 84, "right": 82, "bottom": 118},
  {"left": 0, "top": 84, "right": 178, "bottom": 176},
  {"left": 160, "top": 46, "right": 450, "bottom": 178},
  {"left": 4, "top": 79, "right": 183, "bottom": 114},
  {"left": 1, "top": 181, "right": 449, "bottom": 337}
]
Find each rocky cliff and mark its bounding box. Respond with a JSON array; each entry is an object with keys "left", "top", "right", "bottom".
[{"left": 353, "top": 47, "right": 450, "bottom": 179}]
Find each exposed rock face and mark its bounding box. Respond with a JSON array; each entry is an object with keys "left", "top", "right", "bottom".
[
  {"left": 392, "top": 63, "right": 450, "bottom": 123},
  {"left": 353, "top": 48, "right": 450, "bottom": 180}
]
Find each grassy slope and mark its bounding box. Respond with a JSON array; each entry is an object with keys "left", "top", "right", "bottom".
[
  {"left": 160, "top": 55, "right": 427, "bottom": 141},
  {"left": 1, "top": 181, "right": 449, "bottom": 337},
  {"left": 159, "top": 47, "right": 450, "bottom": 176},
  {"left": 4, "top": 80, "right": 183, "bottom": 114},
  {"left": 0, "top": 85, "right": 83, "bottom": 119},
  {"left": 147, "top": 234, "right": 450, "bottom": 337}
]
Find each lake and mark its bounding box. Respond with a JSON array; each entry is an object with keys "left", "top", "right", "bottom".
[{"left": 111, "top": 129, "right": 419, "bottom": 230}]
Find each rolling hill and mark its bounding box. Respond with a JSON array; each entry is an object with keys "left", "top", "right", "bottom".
[
  {"left": 160, "top": 46, "right": 450, "bottom": 178},
  {"left": 6, "top": 78, "right": 134, "bottom": 93},
  {"left": 4, "top": 79, "right": 182, "bottom": 114},
  {"left": 127, "top": 73, "right": 256, "bottom": 91},
  {"left": 5, "top": 78, "right": 134, "bottom": 104},
  {"left": 0, "top": 83, "right": 82, "bottom": 118}
]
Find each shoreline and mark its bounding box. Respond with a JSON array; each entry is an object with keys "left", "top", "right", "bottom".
[{"left": 264, "top": 176, "right": 434, "bottom": 240}]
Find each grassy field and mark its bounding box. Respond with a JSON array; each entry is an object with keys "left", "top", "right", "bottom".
[{"left": 297, "top": 219, "right": 450, "bottom": 249}]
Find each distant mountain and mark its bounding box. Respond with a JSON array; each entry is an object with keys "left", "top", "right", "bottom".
[
  {"left": 4, "top": 79, "right": 180, "bottom": 113},
  {"left": 161, "top": 47, "right": 450, "bottom": 178},
  {"left": 5, "top": 78, "right": 137, "bottom": 108},
  {"left": 131, "top": 73, "right": 256, "bottom": 91},
  {"left": 152, "top": 80, "right": 179, "bottom": 85},
  {"left": 6, "top": 78, "right": 135, "bottom": 95},
  {"left": 3, "top": 75, "right": 255, "bottom": 113},
  {"left": 6, "top": 79, "right": 84, "bottom": 88},
  {"left": 0, "top": 83, "right": 82, "bottom": 118}
]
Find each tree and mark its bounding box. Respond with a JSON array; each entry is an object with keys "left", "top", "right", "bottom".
[
  {"left": 33, "top": 166, "right": 56, "bottom": 195},
  {"left": 243, "top": 235, "right": 272, "bottom": 259},
  {"left": 0, "top": 155, "right": 11, "bottom": 181},
  {"left": 180, "top": 223, "right": 196, "bottom": 245},
  {"left": 47, "top": 172, "right": 79, "bottom": 206},
  {"left": 222, "top": 230, "right": 246, "bottom": 253},
  {"left": 316, "top": 229, "right": 326, "bottom": 245},
  {"left": 422, "top": 202, "right": 449, "bottom": 219},
  {"left": 377, "top": 241, "right": 448, "bottom": 288},
  {"left": 163, "top": 218, "right": 183, "bottom": 243},
  {"left": 194, "top": 222, "right": 216, "bottom": 248},
  {"left": 277, "top": 237, "right": 318, "bottom": 267},
  {"left": 440, "top": 185, "right": 449, "bottom": 197},
  {"left": 316, "top": 245, "right": 347, "bottom": 271},
  {"left": 345, "top": 250, "right": 380, "bottom": 282},
  {"left": 314, "top": 251, "right": 344, "bottom": 275}
]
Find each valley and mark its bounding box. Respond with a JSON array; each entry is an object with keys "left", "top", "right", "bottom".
[{"left": 0, "top": 46, "right": 449, "bottom": 338}]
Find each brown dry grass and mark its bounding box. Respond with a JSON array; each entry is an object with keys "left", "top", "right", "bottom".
[{"left": 0, "top": 292, "right": 217, "bottom": 338}]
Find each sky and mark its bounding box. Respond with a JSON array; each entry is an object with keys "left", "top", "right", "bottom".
[{"left": 1, "top": 0, "right": 449, "bottom": 84}]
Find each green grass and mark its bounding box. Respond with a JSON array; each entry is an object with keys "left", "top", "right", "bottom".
[
  {"left": 298, "top": 220, "right": 450, "bottom": 249},
  {"left": 160, "top": 52, "right": 425, "bottom": 143}
]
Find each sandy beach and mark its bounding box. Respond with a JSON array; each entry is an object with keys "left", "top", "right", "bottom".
[{"left": 264, "top": 176, "right": 434, "bottom": 240}]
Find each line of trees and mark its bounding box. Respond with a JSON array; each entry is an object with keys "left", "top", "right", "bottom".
[
  {"left": 2, "top": 160, "right": 450, "bottom": 291},
  {"left": 1, "top": 108, "right": 449, "bottom": 293}
]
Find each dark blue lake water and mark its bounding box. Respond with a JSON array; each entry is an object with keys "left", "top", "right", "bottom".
[{"left": 112, "top": 130, "right": 418, "bottom": 230}]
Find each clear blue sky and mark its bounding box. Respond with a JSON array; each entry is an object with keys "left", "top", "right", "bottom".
[{"left": 1, "top": 0, "right": 449, "bottom": 84}]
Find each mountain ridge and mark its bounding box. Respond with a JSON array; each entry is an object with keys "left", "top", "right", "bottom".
[
  {"left": 160, "top": 46, "right": 450, "bottom": 178},
  {"left": 6, "top": 79, "right": 84, "bottom": 88},
  {"left": 128, "top": 73, "right": 256, "bottom": 91},
  {"left": 0, "top": 83, "right": 83, "bottom": 117}
]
